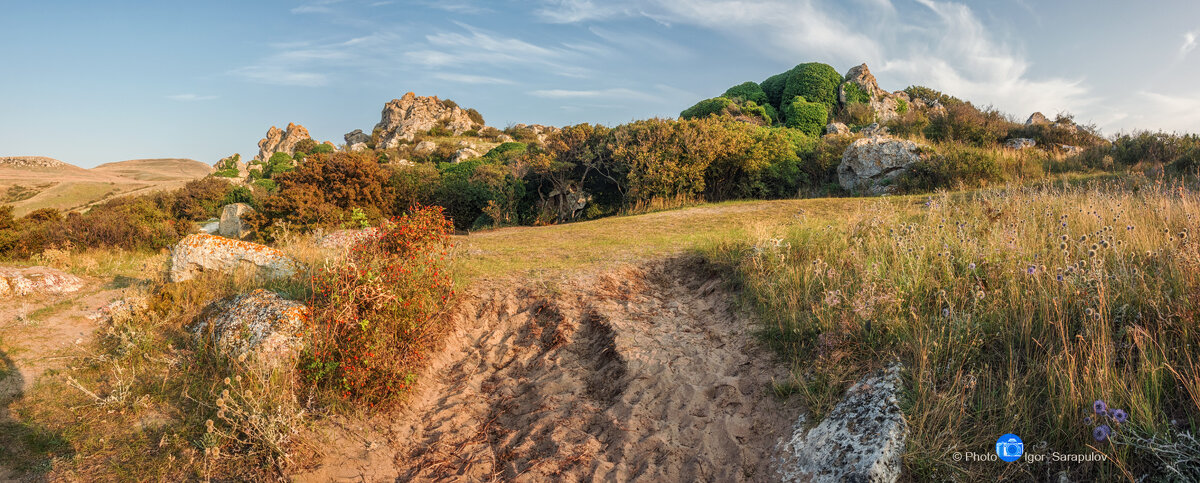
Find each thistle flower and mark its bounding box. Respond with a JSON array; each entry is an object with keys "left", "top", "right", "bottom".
[
  {"left": 1027, "top": 265, "right": 1037, "bottom": 274},
  {"left": 1093, "top": 425, "right": 1111, "bottom": 442},
  {"left": 1094, "top": 399, "right": 1107, "bottom": 414},
  {"left": 968, "top": 262, "right": 976, "bottom": 270},
  {"left": 1112, "top": 409, "right": 1128, "bottom": 424},
  {"left": 1084, "top": 416, "right": 1092, "bottom": 425}
]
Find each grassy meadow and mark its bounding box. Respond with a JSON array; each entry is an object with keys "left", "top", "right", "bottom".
[{"left": 707, "top": 176, "right": 1200, "bottom": 480}]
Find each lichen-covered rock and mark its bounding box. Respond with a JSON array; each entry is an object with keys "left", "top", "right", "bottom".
[
  {"left": 218, "top": 203, "right": 255, "bottom": 240},
  {"left": 823, "top": 122, "right": 851, "bottom": 136},
  {"left": 779, "top": 364, "right": 907, "bottom": 483},
  {"left": 1005, "top": 138, "right": 1037, "bottom": 150},
  {"left": 169, "top": 234, "right": 300, "bottom": 283},
  {"left": 193, "top": 289, "right": 307, "bottom": 370},
  {"left": 859, "top": 123, "right": 888, "bottom": 137},
  {"left": 414, "top": 140, "right": 437, "bottom": 155},
  {"left": 1059, "top": 144, "right": 1084, "bottom": 155},
  {"left": 0, "top": 266, "right": 84, "bottom": 297},
  {"left": 373, "top": 93, "right": 481, "bottom": 149},
  {"left": 838, "top": 136, "right": 926, "bottom": 195},
  {"left": 255, "top": 122, "right": 311, "bottom": 161}
]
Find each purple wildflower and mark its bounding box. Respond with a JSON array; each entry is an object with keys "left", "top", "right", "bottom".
[
  {"left": 1093, "top": 425, "right": 1111, "bottom": 442},
  {"left": 1112, "top": 409, "right": 1128, "bottom": 424},
  {"left": 1056, "top": 274, "right": 1064, "bottom": 282},
  {"left": 1027, "top": 265, "right": 1037, "bottom": 275},
  {"left": 1094, "top": 399, "right": 1107, "bottom": 415},
  {"left": 968, "top": 262, "right": 976, "bottom": 270},
  {"left": 1084, "top": 416, "right": 1092, "bottom": 425}
]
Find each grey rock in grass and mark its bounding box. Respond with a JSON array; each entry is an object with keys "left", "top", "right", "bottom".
[
  {"left": 414, "top": 140, "right": 438, "bottom": 155},
  {"left": 779, "top": 364, "right": 907, "bottom": 483},
  {"left": 823, "top": 122, "right": 851, "bottom": 137},
  {"left": 1026, "top": 112, "right": 1050, "bottom": 126},
  {"left": 0, "top": 266, "right": 84, "bottom": 297},
  {"left": 218, "top": 203, "right": 255, "bottom": 240},
  {"left": 193, "top": 289, "right": 307, "bottom": 370},
  {"left": 344, "top": 129, "right": 371, "bottom": 149},
  {"left": 1005, "top": 138, "right": 1037, "bottom": 150},
  {"left": 450, "top": 148, "right": 481, "bottom": 163},
  {"left": 837, "top": 136, "right": 926, "bottom": 195}
]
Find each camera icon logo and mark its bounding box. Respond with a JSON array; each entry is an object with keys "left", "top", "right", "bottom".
[{"left": 995, "top": 433, "right": 1024, "bottom": 462}]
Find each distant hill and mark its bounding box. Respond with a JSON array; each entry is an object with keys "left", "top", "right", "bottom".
[{"left": 0, "top": 156, "right": 213, "bottom": 216}]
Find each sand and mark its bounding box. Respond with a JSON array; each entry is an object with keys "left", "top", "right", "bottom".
[{"left": 296, "top": 256, "right": 802, "bottom": 482}]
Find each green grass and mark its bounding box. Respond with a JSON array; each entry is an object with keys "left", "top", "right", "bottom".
[{"left": 705, "top": 178, "right": 1200, "bottom": 480}]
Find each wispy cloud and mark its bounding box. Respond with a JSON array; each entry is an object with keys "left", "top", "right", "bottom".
[
  {"left": 404, "top": 23, "right": 593, "bottom": 77},
  {"left": 433, "top": 73, "right": 515, "bottom": 84},
  {"left": 290, "top": 0, "right": 346, "bottom": 15},
  {"left": 166, "top": 94, "right": 218, "bottom": 101},
  {"left": 1181, "top": 31, "right": 1198, "bottom": 58},
  {"left": 230, "top": 31, "right": 403, "bottom": 87},
  {"left": 531, "top": 87, "right": 657, "bottom": 102}
]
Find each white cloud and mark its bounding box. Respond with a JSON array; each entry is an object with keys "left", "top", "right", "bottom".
[
  {"left": 404, "top": 23, "right": 593, "bottom": 77},
  {"left": 1182, "top": 31, "right": 1198, "bottom": 58},
  {"left": 433, "top": 73, "right": 515, "bottom": 84},
  {"left": 166, "top": 94, "right": 218, "bottom": 101},
  {"left": 231, "top": 31, "right": 403, "bottom": 87}
]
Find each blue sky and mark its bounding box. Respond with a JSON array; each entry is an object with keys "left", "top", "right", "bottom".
[{"left": 2, "top": 0, "right": 1199, "bottom": 167}]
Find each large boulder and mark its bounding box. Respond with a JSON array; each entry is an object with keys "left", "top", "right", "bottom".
[
  {"left": 373, "top": 93, "right": 481, "bottom": 149},
  {"left": 823, "top": 122, "right": 851, "bottom": 137},
  {"left": 450, "top": 148, "right": 481, "bottom": 163},
  {"left": 780, "top": 365, "right": 907, "bottom": 483},
  {"left": 193, "top": 289, "right": 308, "bottom": 370},
  {"left": 255, "top": 122, "right": 312, "bottom": 161},
  {"left": 838, "top": 136, "right": 926, "bottom": 195},
  {"left": 0, "top": 266, "right": 84, "bottom": 297},
  {"left": 1026, "top": 112, "right": 1050, "bottom": 126},
  {"left": 344, "top": 129, "right": 371, "bottom": 152},
  {"left": 218, "top": 203, "right": 255, "bottom": 240},
  {"left": 169, "top": 234, "right": 300, "bottom": 283},
  {"left": 414, "top": 140, "right": 437, "bottom": 155},
  {"left": 839, "top": 63, "right": 904, "bottom": 122}
]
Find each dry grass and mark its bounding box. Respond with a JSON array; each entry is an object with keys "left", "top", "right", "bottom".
[{"left": 709, "top": 175, "right": 1200, "bottom": 480}]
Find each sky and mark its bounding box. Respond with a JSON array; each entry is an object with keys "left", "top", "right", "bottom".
[{"left": 2, "top": 0, "right": 1199, "bottom": 167}]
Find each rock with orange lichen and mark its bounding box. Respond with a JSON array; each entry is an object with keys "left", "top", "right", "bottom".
[
  {"left": 0, "top": 266, "right": 84, "bottom": 297},
  {"left": 168, "top": 234, "right": 300, "bottom": 282},
  {"left": 193, "top": 289, "right": 307, "bottom": 370}
]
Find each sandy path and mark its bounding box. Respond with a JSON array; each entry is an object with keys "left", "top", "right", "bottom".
[{"left": 296, "top": 257, "right": 801, "bottom": 482}]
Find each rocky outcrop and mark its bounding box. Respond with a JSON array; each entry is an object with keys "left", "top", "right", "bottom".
[
  {"left": 169, "top": 234, "right": 300, "bottom": 283},
  {"left": 344, "top": 129, "right": 371, "bottom": 152},
  {"left": 496, "top": 133, "right": 515, "bottom": 143},
  {"left": 373, "top": 93, "right": 482, "bottom": 149},
  {"left": 193, "top": 289, "right": 308, "bottom": 370},
  {"left": 1026, "top": 112, "right": 1050, "bottom": 126},
  {"left": 213, "top": 154, "right": 248, "bottom": 179},
  {"left": 839, "top": 64, "right": 904, "bottom": 122},
  {"left": 255, "top": 123, "right": 312, "bottom": 161},
  {"left": 1059, "top": 144, "right": 1084, "bottom": 155},
  {"left": 450, "top": 148, "right": 481, "bottom": 163},
  {"left": 779, "top": 365, "right": 907, "bottom": 483},
  {"left": 823, "top": 122, "right": 851, "bottom": 137},
  {"left": 859, "top": 123, "right": 887, "bottom": 137},
  {"left": 218, "top": 203, "right": 255, "bottom": 240},
  {"left": 0, "top": 156, "right": 69, "bottom": 169},
  {"left": 1005, "top": 138, "right": 1037, "bottom": 150},
  {"left": 838, "top": 136, "right": 926, "bottom": 195},
  {"left": 0, "top": 266, "right": 84, "bottom": 297}
]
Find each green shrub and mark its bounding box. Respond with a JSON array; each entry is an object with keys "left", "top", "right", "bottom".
[
  {"left": 780, "top": 63, "right": 844, "bottom": 115},
  {"left": 293, "top": 139, "right": 319, "bottom": 156},
  {"left": 221, "top": 186, "right": 256, "bottom": 208},
  {"left": 903, "top": 85, "right": 965, "bottom": 108},
  {"left": 303, "top": 205, "right": 455, "bottom": 407},
  {"left": 895, "top": 98, "right": 908, "bottom": 114},
  {"left": 842, "top": 82, "right": 870, "bottom": 105},
  {"left": 782, "top": 96, "right": 828, "bottom": 137},
  {"left": 433, "top": 160, "right": 525, "bottom": 230},
  {"left": 251, "top": 152, "right": 396, "bottom": 239},
  {"left": 312, "top": 143, "right": 335, "bottom": 154},
  {"left": 680, "top": 97, "right": 736, "bottom": 119},
  {"left": 253, "top": 179, "right": 276, "bottom": 192},
  {"left": 465, "top": 108, "right": 485, "bottom": 126},
  {"left": 924, "top": 103, "right": 1013, "bottom": 147},
  {"left": 427, "top": 125, "right": 452, "bottom": 137},
  {"left": 885, "top": 110, "right": 930, "bottom": 138},
  {"left": 761, "top": 72, "right": 789, "bottom": 108},
  {"left": 483, "top": 142, "right": 528, "bottom": 162},
  {"left": 266, "top": 152, "right": 295, "bottom": 177},
  {"left": 213, "top": 168, "right": 240, "bottom": 178},
  {"left": 440, "top": 99, "right": 458, "bottom": 109},
  {"left": 722, "top": 81, "right": 769, "bottom": 106},
  {"left": 898, "top": 144, "right": 1002, "bottom": 191}
]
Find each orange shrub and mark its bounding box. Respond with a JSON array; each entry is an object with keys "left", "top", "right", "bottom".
[{"left": 302, "top": 205, "right": 455, "bottom": 407}]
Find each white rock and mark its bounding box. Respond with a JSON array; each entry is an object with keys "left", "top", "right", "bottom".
[
  {"left": 0, "top": 266, "right": 84, "bottom": 297},
  {"left": 837, "top": 136, "right": 926, "bottom": 195},
  {"left": 218, "top": 203, "right": 255, "bottom": 240},
  {"left": 193, "top": 289, "right": 308, "bottom": 370}
]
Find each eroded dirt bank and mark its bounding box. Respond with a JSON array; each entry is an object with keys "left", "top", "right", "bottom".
[{"left": 297, "top": 256, "right": 801, "bottom": 482}]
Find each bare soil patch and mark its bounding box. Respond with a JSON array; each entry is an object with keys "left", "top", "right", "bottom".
[{"left": 296, "top": 256, "right": 801, "bottom": 482}]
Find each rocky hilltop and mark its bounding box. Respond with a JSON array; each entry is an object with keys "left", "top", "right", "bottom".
[
  {"left": 361, "top": 92, "right": 484, "bottom": 149},
  {"left": 255, "top": 123, "right": 312, "bottom": 161},
  {"left": 0, "top": 156, "right": 70, "bottom": 169}
]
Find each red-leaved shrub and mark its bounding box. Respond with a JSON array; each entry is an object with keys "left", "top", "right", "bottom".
[{"left": 303, "top": 205, "right": 455, "bottom": 406}]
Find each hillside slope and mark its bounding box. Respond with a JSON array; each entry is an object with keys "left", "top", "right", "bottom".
[{"left": 0, "top": 157, "right": 211, "bottom": 216}]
